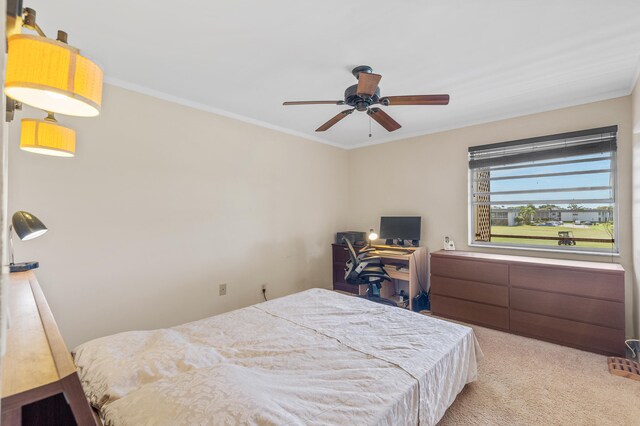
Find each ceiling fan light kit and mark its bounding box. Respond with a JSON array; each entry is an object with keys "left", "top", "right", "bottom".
[{"left": 284, "top": 65, "right": 450, "bottom": 133}]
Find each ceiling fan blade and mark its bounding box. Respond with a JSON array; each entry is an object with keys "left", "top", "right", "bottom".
[
  {"left": 283, "top": 100, "right": 345, "bottom": 106},
  {"left": 367, "top": 107, "right": 401, "bottom": 132},
  {"left": 380, "top": 94, "right": 450, "bottom": 106},
  {"left": 357, "top": 73, "right": 382, "bottom": 97},
  {"left": 316, "top": 109, "right": 354, "bottom": 132}
]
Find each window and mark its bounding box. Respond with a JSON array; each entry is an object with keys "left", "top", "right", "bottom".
[{"left": 469, "top": 126, "right": 617, "bottom": 253}]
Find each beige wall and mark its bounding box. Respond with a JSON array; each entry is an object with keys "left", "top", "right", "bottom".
[
  {"left": 632, "top": 76, "right": 640, "bottom": 337},
  {"left": 348, "top": 97, "right": 636, "bottom": 337},
  {"left": 8, "top": 83, "right": 638, "bottom": 347},
  {"left": 8, "top": 84, "right": 349, "bottom": 348}
]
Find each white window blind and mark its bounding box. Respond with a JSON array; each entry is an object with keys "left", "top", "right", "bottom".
[{"left": 468, "top": 125, "right": 617, "bottom": 252}]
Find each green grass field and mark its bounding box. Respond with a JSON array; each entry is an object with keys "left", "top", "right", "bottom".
[{"left": 490, "top": 224, "right": 615, "bottom": 249}]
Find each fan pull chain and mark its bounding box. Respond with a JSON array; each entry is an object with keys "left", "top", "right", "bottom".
[{"left": 369, "top": 115, "right": 372, "bottom": 138}]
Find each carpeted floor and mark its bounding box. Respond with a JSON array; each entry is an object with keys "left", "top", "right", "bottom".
[{"left": 439, "top": 324, "right": 640, "bottom": 425}]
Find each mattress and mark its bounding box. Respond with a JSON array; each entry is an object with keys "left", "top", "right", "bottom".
[{"left": 73, "top": 289, "right": 481, "bottom": 426}]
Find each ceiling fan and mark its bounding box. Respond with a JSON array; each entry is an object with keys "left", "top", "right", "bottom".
[{"left": 283, "top": 65, "right": 450, "bottom": 133}]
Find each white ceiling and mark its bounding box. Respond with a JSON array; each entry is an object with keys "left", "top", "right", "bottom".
[{"left": 25, "top": 0, "right": 640, "bottom": 148}]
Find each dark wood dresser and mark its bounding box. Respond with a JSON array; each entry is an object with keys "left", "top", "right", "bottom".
[{"left": 430, "top": 250, "right": 625, "bottom": 356}]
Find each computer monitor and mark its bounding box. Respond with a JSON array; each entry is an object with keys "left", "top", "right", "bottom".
[{"left": 379, "top": 216, "right": 421, "bottom": 246}]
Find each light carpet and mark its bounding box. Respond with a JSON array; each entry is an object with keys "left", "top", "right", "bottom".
[{"left": 439, "top": 324, "right": 640, "bottom": 425}]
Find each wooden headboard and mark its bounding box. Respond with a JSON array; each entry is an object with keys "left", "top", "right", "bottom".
[{"left": 1, "top": 271, "right": 97, "bottom": 425}]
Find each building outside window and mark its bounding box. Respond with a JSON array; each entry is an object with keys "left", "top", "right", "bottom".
[{"left": 469, "top": 126, "right": 618, "bottom": 253}]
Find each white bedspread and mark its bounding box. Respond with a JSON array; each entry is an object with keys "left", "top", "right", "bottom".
[{"left": 73, "top": 289, "right": 481, "bottom": 426}]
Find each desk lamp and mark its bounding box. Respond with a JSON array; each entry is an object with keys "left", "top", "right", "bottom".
[
  {"left": 367, "top": 229, "right": 378, "bottom": 248},
  {"left": 9, "top": 211, "right": 48, "bottom": 273}
]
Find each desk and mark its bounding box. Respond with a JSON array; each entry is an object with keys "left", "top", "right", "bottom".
[
  {"left": 1, "top": 272, "right": 97, "bottom": 425},
  {"left": 331, "top": 244, "right": 428, "bottom": 310}
]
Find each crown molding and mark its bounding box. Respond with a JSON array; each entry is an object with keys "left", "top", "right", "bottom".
[
  {"left": 345, "top": 89, "right": 631, "bottom": 150},
  {"left": 104, "top": 77, "right": 632, "bottom": 152},
  {"left": 103, "top": 77, "right": 346, "bottom": 150}
]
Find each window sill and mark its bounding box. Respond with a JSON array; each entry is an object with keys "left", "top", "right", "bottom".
[{"left": 468, "top": 243, "right": 620, "bottom": 257}]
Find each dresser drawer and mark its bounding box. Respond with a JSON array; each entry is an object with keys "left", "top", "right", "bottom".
[
  {"left": 510, "top": 265, "right": 624, "bottom": 302},
  {"left": 333, "top": 281, "right": 366, "bottom": 295},
  {"left": 510, "top": 287, "right": 624, "bottom": 330},
  {"left": 431, "top": 276, "right": 508, "bottom": 307},
  {"left": 332, "top": 245, "right": 350, "bottom": 264},
  {"left": 333, "top": 267, "right": 347, "bottom": 286},
  {"left": 430, "top": 256, "right": 508, "bottom": 285},
  {"left": 431, "top": 294, "right": 509, "bottom": 330},
  {"left": 510, "top": 310, "right": 625, "bottom": 356}
]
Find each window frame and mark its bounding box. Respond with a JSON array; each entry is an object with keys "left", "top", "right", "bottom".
[{"left": 467, "top": 126, "right": 619, "bottom": 256}]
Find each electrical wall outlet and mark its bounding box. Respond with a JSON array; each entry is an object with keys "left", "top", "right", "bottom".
[{"left": 219, "top": 283, "right": 227, "bottom": 296}]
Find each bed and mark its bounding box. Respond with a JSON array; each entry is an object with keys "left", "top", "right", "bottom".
[{"left": 73, "top": 288, "right": 482, "bottom": 425}]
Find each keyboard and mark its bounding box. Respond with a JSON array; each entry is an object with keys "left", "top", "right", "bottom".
[{"left": 377, "top": 250, "right": 411, "bottom": 255}]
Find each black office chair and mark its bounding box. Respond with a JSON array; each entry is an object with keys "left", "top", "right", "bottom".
[{"left": 342, "top": 237, "right": 397, "bottom": 307}]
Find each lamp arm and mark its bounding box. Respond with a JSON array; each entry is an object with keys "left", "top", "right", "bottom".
[
  {"left": 9, "top": 224, "right": 15, "bottom": 265},
  {"left": 32, "top": 23, "right": 46, "bottom": 37},
  {"left": 22, "top": 8, "right": 47, "bottom": 38}
]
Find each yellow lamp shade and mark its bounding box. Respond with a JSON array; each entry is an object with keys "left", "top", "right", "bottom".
[
  {"left": 5, "top": 34, "right": 103, "bottom": 117},
  {"left": 20, "top": 119, "right": 76, "bottom": 157}
]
